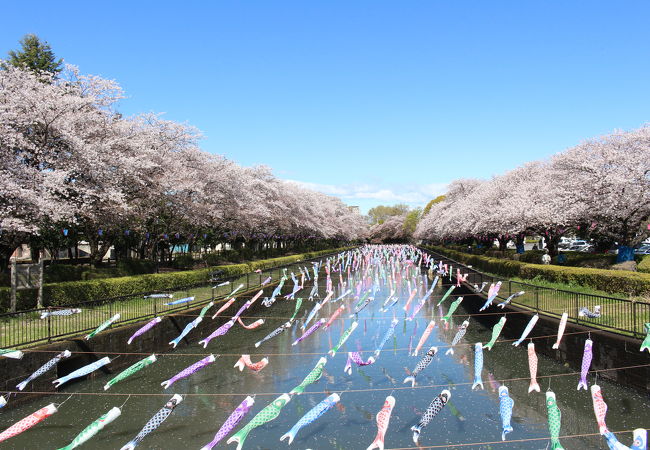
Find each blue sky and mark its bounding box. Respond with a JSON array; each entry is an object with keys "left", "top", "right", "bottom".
[{"left": 2, "top": 1, "right": 649, "bottom": 213}]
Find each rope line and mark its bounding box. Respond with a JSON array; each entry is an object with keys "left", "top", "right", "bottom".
[
  {"left": 4, "top": 363, "right": 648, "bottom": 398},
  {"left": 154, "top": 301, "right": 599, "bottom": 320},
  {"left": 14, "top": 328, "right": 612, "bottom": 357}
]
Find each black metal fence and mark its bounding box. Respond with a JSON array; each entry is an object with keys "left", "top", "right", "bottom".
[
  {"left": 0, "top": 253, "right": 335, "bottom": 349},
  {"left": 422, "top": 248, "right": 650, "bottom": 339}
]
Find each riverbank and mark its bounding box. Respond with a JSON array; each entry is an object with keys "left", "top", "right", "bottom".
[
  {"left": 424, "top": 245, "right": 650, "bottom": 298},
  {"left": 0, "top": 247, "right": 355, "bottom": 349},
  {"left": 0, "top": 246, "right": 355, "bottom": 312},
  {"left": 422, "top": 247, "right": 650, "bottom": 339}
]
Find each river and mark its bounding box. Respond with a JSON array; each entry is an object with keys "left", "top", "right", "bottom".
[{"left": 2, "top": 251, "right": 648, "bottom": 449}]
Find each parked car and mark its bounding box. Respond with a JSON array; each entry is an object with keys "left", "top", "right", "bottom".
[
  {"left": 565, "top": 240, "right": 586, "bottom": 251},
  {"left": 635, "top": 245, "right": 650, "bottom": 255},
  {"left": 558, "top": 237, "right": 577, "bottom": 250},
  {"left": 566, "top": 240, "right": 594, "bottom": 252},
  {"left": 568, "top": 245, "right": 593, "bottom": 252}
]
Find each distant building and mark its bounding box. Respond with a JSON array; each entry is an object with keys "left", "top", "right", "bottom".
[{"left": 348, "top": 206, "right": 360, "bottom": 214}]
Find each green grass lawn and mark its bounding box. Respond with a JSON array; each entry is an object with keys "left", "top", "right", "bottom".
[{"left": 482, "top": 276, "right": 650, "bottom": 339}]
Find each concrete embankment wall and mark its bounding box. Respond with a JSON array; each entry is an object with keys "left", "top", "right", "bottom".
[
  {"left": 454, "top": 282, "right": 650, "bottom": 391},
  {"left": 0, "top": 293, "right": 266, "bottom": 407}
]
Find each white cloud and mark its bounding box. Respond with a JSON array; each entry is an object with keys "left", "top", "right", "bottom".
[{"left": 285, "top": 179, "right": 448, "bottom": 209}]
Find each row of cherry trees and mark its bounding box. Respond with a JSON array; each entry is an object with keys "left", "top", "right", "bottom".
[
  {"left": 0, "top": 65, "right": 367, "bottom": 269},
  {"left": 415, "top": 126, "right": 650, "bottom": 261},
  {"left": 368, "top": 215, "right": 409, "bottom": 243}
]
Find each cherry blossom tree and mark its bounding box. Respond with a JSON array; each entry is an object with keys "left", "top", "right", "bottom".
[
  {"left": 369, "top": 215, "right": 409, "bottom": 243},
  {"left": 416, "top": 127, "right": 650, "bottom": 261},
  {"left": 0, "top": 64, "right": 366, "bottom": 272},
  {"left": 550, "top": 127, "right": 650, "bottom": 261}
]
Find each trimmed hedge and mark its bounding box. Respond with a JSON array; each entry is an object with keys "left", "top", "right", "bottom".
[
  {"left": 424, "top": 245, "right": 650, "bottom": 297},
  {"left": 639, "top": 256, "right": 650, "bottom": 274},
  {"left": 0, "top": 246, "right": 354, "bottom": 312},
  {"left": 43, "top": 259, "right": 158, "bottom": 283}
]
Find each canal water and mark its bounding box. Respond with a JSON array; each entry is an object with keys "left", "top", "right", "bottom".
[{"left": 2, "top": 253, "right": 649, "bottom": 449}]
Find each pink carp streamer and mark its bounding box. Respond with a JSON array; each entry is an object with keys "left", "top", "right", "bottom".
[
  {"left": 212, "top": 298, "right": 236, "bottom": 319},
  {"left": 324, "top": 305, "right": 346, "bottom": 329},
  {"left": 236, "top": 317, "right": 264, "bottom": 329},
  {"left": 413, "top": 320, "right": 435, "bottom": 356},
  {"left": 527, "top": 343, "right": 540, "bottom": 393},
  {"left": 367, "top": 396, "right": 396, "bottom": 450},
  {"left": 590, "top": 384, "right": 609, "bottom": 434},
  {"left": 456, "top": 269, "right": 468, "bottom": 287},
  {"left": 161, "top": 355, "right": 216, "bottom": 389},
  {"left": 0, "top": 403, "right": 57, "bottom": 443},
  {"left": 552, "top": 312, "right": 568, "bottom": 349},
  {"left": 321, "top": 290, "right": 334, "bottom": 306},
  {"left": 402, "top": 289, "right": 418, "bottom": 313},
  {"left": 234, "top": 355, "right": 269, "bottom": 372}
]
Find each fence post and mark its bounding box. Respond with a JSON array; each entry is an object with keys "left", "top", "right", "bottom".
[
  {"left": 37, "top": 258, "right": 44, "bottom": 309},
  {"left": 574, "top": 293, "right": 579, "bottom": 325},
  {"left": 47, "top": 308, "right": 52, "bottom": 343},
  {"left": 535, "top": 289, "right": 539, "bottom": 312},
  {"left": 632, "top": 301, "right": 638, "bottom": 338},
  {"left": 10, "top": 259, "right": 17, "bottom": 313}
]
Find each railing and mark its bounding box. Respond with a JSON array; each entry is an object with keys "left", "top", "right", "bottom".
[
  {"left": 0, "top": 251, "right": 340, "bottom": 349},
  {"left": 421, "top": 248, "right": 650, "bottom": 339}
]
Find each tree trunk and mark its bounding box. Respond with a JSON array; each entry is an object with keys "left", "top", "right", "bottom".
[
  {"left": 543, "top": 231, "right": 562, "bottom": 257},
  {"left": 88, "top": 237, "right": 100, "bottom": 267},
  {"left": 0, "top": 251, "right": 11, "bottom": 274},
  {"left": 616, "top": 246, "right": 635, "bottom": 263},
  {"left": 88, "top": 236, "right": 112, "bottom": 268},
  {"left": 515, "top": 235, "right": 525, "bottom": 254}
]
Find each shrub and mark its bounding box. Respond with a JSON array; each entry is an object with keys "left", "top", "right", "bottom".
[
  {"left": 117, "top": 259, "right": 157, "bottom": 275},
  {"left": 44, "top": 264, "right": 85, "bottom": 283},
  {"left": 220, "top": 250, "right": 242, "bottom": 263},
  {"left": 519, "top": 264, "right": 650, "bottom": 296},
  {"left": 518, "top": 250, "right": 546, "bottom": 264},
  {"left": 0, "top": 246, "right": 355, "bottom": 312},
  {"left": 485, "top": 249, "right": 517, "bottom": 259},
  {"left": 0, "top": 288, "right": 37, "bottom": 311},
  {"left": 172, "top": 254, "right": 195, "bottom": 270},
  {"left": 44, "top": 260, "right": 158, "bottom": 283},
  {"left": 203, "top": 253, "right": 225, "bottom": 267},
  {"left": 557, "top": 252, "right": 615, "bottom": 267},
  {"left": 638, "top": 256, "right": 650, "bottom": 274}
]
